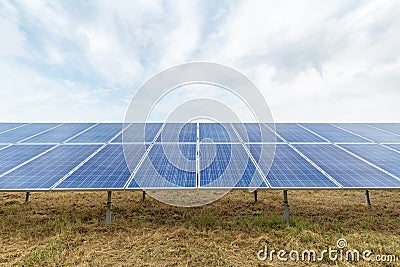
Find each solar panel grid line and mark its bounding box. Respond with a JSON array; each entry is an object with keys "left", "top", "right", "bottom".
[
  {"left": 0, "top": 145, "right": 58, "bottom": 179},
  {"left": 363, "top": 123, "right": 400, "bottom": 138},
  {"left": 334, "top": 145, "right": 400, "bottom": 183},
  {"left": 229, "top": 123, "right": 271, "bottom": 187},
  {"left": 328, "top": 124, "right": 376, "bottom": 143},
  {"left": 0, "top": 123, "right": 29, "bottom": 135},
  {"left": 108, "top": 123, "right": 131, "bottom": 143},
  {"left": 16, "top": 123, "right": 64, "bottom": 143},
  {"left": 66, "top": 123, "right": 122, "bottom": 144},
  {"left": 123, "top": 123, "right": 167, "bottom": 189}
]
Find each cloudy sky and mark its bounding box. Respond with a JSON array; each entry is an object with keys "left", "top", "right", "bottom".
[{"left": 0, "top": 0, "right": 399, "bottom": 122}]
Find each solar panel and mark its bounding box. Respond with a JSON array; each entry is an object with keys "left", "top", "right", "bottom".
[
  {"left": 129, "top": 143, "right": 197, "bottom": 188},
  {"left": 0, "top": 123, "right": 60, "bottom": 143},
  {"left": 232, "top": 123, "right": 282, "bottom": 142},
  {"left": 333, "top": 123, "right": 400, "bottom": 143},
  {"left": 156, "top": 123, "right": 197, "bottom": 143},
  {"left": 55, "top": 144, "right": 138, "bottom": 190},
  {"left": 0, "top": 123, "right": 26, "bottom": 134},
  {"left": 199, "top": 143, "right": 267, "bottom": 188},
  {"left": 199, "top": 123, "right": 240, "bottom": 143},
  {"left": 118, "top": 123, "right": 162, "bottom": 143},
  {"left": 300, "top": 123, "right": 370, "bottom": 143},
  {"left": 67, "top": 123, "right": 121, "bottom": 143},
  {"left": 275, "top": 123, "right": 326, "bottom": 142},
  {"left": 0, "top": 145, "right": 100, "bottom": 190},
  {"left": 367, "top": 123, "right": 400, "bottom": 135},
  {"left": 0, "top": 145, "right": 54, "bottom": 176},
  {"left": 22, "top": 123, "right": 95, "bottom": 143},
  {"left": 248, "top": 144, "right": 338, "bottom": 188},
  {"left": 339, "top": 144, "right": 400, "bottom": 178},
  {"left": 385, "top": 144, "right": 400, "bottom": 152},
  {"left": 294, "top": 144, "right": 400, "bottom": 188}
]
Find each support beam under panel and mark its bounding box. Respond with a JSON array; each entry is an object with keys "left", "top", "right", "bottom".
[
  {"left": 254, "top": 190, "right": 258, "bottom": 203},
  {"left": 283, "top": 190, "right": 289, "bottom": 224},
  {"left": 106, "top": 191, "right": 112, "bottom": 226},
  {"left": 364, "top": 190, "right": 371, "bottom": 207},
  {"left": 25, "top": 192, "right": 31, "bottom": 203}
]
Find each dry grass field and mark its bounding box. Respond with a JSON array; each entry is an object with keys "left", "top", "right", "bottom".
[{"left": 1, "top": 190, "right": 400, "bottom": 266}]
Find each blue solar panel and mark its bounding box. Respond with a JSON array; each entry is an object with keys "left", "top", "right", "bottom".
[
  {"left": 0, "top": 145, "right": 100, "bottom": 190},
  {"left": 55, "top": 144, "right": 139, "bottom": 189},
  {"left": 23, "top": 123, "right": 94, "bottom": 143},
  {"left": 67, "top": 123, "right": 121, "bottom": 143},
  {"left": 200, "top": 123, "right": 240, "bottom": 143},
  {"left": 232, "top": 123, "right": 282, "bottom": 142},
  {"left": 248, "top": 144, "right": 338, "bottom": 188},
  {"left": 301, "top": 123, "right": 370, "bottom": 143},
  {"left": 294, "top": 144, "right": 400, "bottom": 188},
  {"left": 0, "top": 123, "right": 25, "bottom": 134},
  {"left": 129, "top": 143, "right": 196, "bottom": 188},
  {"left": 118, "top": 123, "right": 162, "bottom": 143},
  {"left": 156, "top": 123, "right": 197, "bottom": 142},
  {"left": 275, "top": 123, "right": 326, "bottom": 142},
  {"left": 367, "top": 123, "right": 400, "bottom": 135},
  {"left": 385, "top": 144, "right": 400, "bottom": 152},
  {"left": 199, "top": 144, "right": 267, "bottom": 188},
  {"left": 339, "top": 144, "right": 400, "bottom": 178},
  {"left": 0, "top": 145, "right": 54, "bottom": 176},
  {"left": 0, "top": 145, "right": 6, "bottom": 150},
  {"left": 0, "top": 123, "right": 60, "bottom": 143},
  {"left": 333, "top": 123, "right": 400, "bottom": 143}
]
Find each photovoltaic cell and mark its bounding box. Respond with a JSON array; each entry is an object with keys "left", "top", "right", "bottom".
[
  {"left": 232, "top": 123, "right": 282, "bottom": 143},
  {"left": 67, "top": 123, "right": 121, "bottom": 143},
  {"left": 23, "top": 123, "right": 94, "bottom": 143},
  {"left": 156, "top": 123, "right": 197, "bottom": 142},
  {"left": 130, "top": 144, "right": 196, "bottom": 188},
  {"left": 0, "top": 145, "right": 54, "bottom": 175},
  {"left": 294, "top": 144, "right": 400, "bottom": 188},
  {"left": 339, "top": 144, "right": 400, "bottom": 178},
  {"left": 275, "top": 123, "right": 326, "bottom": 142},
  {"left": 367, "top": 123, "right": 400, "bottom": 136},
  {"left": 56, "top": 144, "right": 140, "bottom": 189},
  {"left": 199, "top": 144, "right": 267, "bottom": 188},
  {"left": 301, "top": 123, "right": 370, "bottom": 143},
  {"left": 116, "top": 123, "right": 162, "bottom": 143},
  {"left": 333, "top": 123, "right": 400, "bottom": 143},
  {"left": 248, "top": 144, "right": 338, "bottom": 188},
  {"left": 0, "top": 123, "right": 60, "bottom": 143},
  {"left": 0, "top": 145, "right": 100, "bottom": 190},
  {"left": 200, "top": 123, "right": 240, "bottom": 143},
  {"left": 385, "top": 144, "right": 400, "bottom": 152},
  {"left": 0, "top": 123, "right": 25, "bottom": 134}
]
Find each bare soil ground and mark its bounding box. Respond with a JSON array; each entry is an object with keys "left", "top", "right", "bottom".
[{"left": 1, "top": 190, "right": 400, "bottom": 266}]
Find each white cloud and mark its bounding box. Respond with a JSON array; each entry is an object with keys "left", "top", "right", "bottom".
[{"left": 0, "top": 0, "right": 399, "bottom": 122}]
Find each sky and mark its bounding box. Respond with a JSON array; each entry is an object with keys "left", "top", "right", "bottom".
[{"left": 0, "top": 0, "right": 399, "bottom": 122}]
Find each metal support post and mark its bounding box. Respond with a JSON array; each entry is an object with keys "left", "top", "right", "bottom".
[
  {"left": 254, "top": 190, "right": 258, "bottom": 203},
  {"left": 283, "top": 190, "right": 289, "bottom": 224},
  {"left": 25, "top": 192, "right": 31, "bottom": 203},
  {"left": 364, "top": 190, "right": 371, "bottom": 206},
  {"left": 106, "top": 191, "right": 112, "bottom": 226},
  {"left": 142, "top": 190, "right": 146, "bottom": 203}
]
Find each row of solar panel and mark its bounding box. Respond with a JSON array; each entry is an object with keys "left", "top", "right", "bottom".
[
  {"left": 0, "top": 123, "right": 399, "bottom": 144},
  {"left": 0, "top": 141, "right": 399, "bottom": 190}
]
